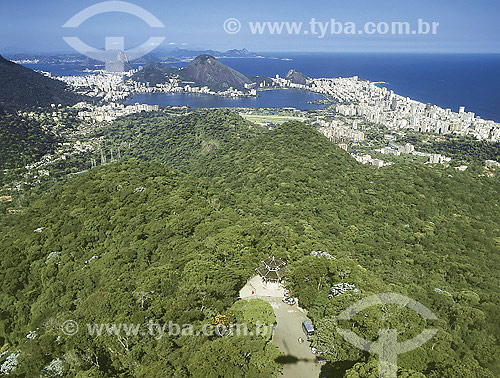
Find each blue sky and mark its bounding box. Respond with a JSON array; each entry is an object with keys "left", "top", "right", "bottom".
[{"left": 0, "top": 0, "right": 499, "bottom": 54}]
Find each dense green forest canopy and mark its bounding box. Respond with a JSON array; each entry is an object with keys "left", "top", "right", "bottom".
[
  {"left": 95, "top": 109, "right": 264, "bottom": 171},
  {"left": 0, "top": 110, "right": 499, "bottom": 377},
  {"left": 402, "top": 135, "right": 500, "bottom": 164},
  {"left": 0, "top": 113, "right": 61, "bottom": 169}
]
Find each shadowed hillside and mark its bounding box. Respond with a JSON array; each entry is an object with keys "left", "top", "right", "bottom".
[
  {"left": 181, "top": 55, "right": 253, "bottom": 90},
  {"left": 0, "top": 55, "right": 85, "bottom": 109}
]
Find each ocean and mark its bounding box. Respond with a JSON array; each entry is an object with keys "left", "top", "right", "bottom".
[
  {"left": 25, "top": 53, "right": 500, "bottom": 122},
  {"left": 23, "top": 63, "right": 94, "bottom": 76},
  {"left": 217, "top": 53, "right": 500, "bottom": 122}
]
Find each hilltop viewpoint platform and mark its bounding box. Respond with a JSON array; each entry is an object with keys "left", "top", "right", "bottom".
[{"left": 239, "top": 275, "right": 288, "bottom": 298}]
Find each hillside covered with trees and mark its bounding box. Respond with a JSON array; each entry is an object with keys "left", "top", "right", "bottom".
[
  {"left": 0, "top": 113, "right": 61, "bottom": 169},
  {"left": 0, "top": 55, "right": 85, "bottom": 110},
  {"left": 0, "top": 111, "right": 499, "bottom": 377},
  {"left": 402, "top": 135, "right": 500, "bottom": 164}
]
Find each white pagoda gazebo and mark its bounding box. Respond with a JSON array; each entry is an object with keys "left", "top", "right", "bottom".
[{"left": 255, "top": 256, "right": 290, "bottom": 284}]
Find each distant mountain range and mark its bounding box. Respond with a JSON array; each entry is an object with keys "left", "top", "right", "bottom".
[
  {"left": 5, "top": 48, "right": 262, "bottom": 66},
  {"left": 132, "top": 54, "right": 265, "bottom": 90},
  {"left": 0, "top": 54, "right": 84, "bottom": 109},
  {"left": 156, "top": 47, "right": 261, "bottom": 59}
]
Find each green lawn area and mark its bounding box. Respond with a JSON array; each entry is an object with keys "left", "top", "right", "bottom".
[{"left": 240, "top": 114, "right": 310, "bottom": 124}]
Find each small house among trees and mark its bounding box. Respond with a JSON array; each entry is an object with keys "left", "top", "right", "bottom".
[{"left": 255, "top": 256, "right": 290, "bottom": 283}]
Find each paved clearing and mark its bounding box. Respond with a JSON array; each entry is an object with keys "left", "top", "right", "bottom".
[
  {"left": 240, "top": 278, "right": 322, "bottom": 377},
  {"left": 266, "top": 299, "right": 322, "bottom": 378},
  {"left": 239, "top": 275, "right": 286, "bottom": 298}
]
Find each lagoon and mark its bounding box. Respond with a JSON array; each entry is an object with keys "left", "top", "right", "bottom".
[{"left": 124, "top": 89, "right": 326, "bottom": 110}]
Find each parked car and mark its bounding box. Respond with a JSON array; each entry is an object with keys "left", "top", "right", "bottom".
[
  {"left": 282, "top": 297, "right": 296, "bottom": 305},
  {"left": 302, "top": 320, "right": 314, "bottom": 339}
]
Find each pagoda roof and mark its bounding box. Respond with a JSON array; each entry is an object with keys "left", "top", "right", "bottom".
[{"left": 255, "top": 256, "right": 290, "bottom": 280}]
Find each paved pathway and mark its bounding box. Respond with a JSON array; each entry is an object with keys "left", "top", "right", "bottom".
[
  {"left": 240, "top": 278, "right": 322, "bottom": 378},
  {"left": 239, "top": 275, "right": 287, "bottom": 298},
  {"left": 267, "top": 299, "right": 322, "bottom": 378}
]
